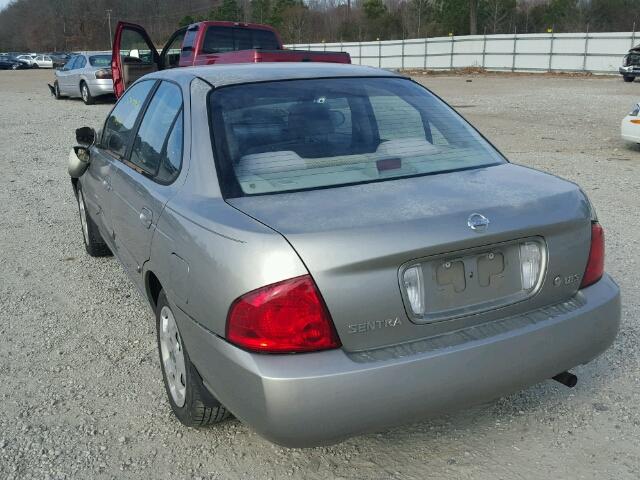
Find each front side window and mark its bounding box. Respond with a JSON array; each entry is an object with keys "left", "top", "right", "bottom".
[
  {"left": 102, "top": 80, "right": 155, "bottom": 158},
  {"left": 209, "top": 77, "right": 505, "bottom": 197},
  {"left": 163, "top": 29, "right": 186, "bottom": 68},
  {"left": 76, "top": 56, "right": 87, "bottom": 69},
  {"left": 120, "top": 28, "right": 154, "bottom": 63},
  {"left": 129, "top": 82, "right": 183, "bottom": 182}
]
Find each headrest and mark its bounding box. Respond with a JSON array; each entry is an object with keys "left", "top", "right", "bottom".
[{"left": 288, "top": 102, "right": 335, "bottom": 138}]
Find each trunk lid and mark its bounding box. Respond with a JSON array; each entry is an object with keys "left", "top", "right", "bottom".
[{"left": 228, "top": 164, "right": 592, "bottom": 352}]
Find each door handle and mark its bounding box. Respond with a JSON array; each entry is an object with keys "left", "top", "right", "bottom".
[
  {"left": 139, "top": 207, "right": 153, "bottom": 229},
  {"left": 102, "top": 176, "right": 112, "bottom": 191}
]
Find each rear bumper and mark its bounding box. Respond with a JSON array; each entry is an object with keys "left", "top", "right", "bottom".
[
  {"left": 177, "top": 274, "right": 620, "bottom": 447},
  {"left": 85, "top": 78, "right": 113, "bottom": 96}
]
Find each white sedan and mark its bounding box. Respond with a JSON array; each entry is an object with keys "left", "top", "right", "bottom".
[
  {"left": 33, "top": 54, "right": 53, "bottom": 68},
  {"left": 16, "top": 54, "right": 37, "bottom": 67},
  {"left": 621, "top": 103, "right": 640, "bottom": 143}
]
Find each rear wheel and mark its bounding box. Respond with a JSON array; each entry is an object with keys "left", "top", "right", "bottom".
[
  {"left": 623, "top": 75, "right": 635, "bottom": 83},
  {"left": 76, "top": 185, "right": 111, "bottom": 257},
  {"left": 80, "top": 81, "right": 94, "bottom": 105},
  {"left": 156, "top": 290, "right": 230, "bottom": 427}
]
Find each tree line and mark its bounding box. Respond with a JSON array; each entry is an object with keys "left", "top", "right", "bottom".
[{"left": 1, "top": 0, "right": 638, "bottom": 52}]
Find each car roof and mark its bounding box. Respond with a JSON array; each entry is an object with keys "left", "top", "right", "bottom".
[
  {"left": 146, "top": 62, "right": 399, "bottom": 88},
  {"left": 76, "top": 51, "right": 111, "bottom": 57}
]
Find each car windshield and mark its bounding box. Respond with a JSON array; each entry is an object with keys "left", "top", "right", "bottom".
[
  {"left": 209, "top": 77, "right": 505, "bottom": 197},
  {"left": 89, "top": 55, "right": 111, "bottom": 67}
]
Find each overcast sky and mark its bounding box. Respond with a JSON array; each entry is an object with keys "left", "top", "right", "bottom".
[{"left": 0, "top": 0, "right": 12, "bottom": 11}]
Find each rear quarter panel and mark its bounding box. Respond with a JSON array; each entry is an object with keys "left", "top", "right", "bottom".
[{"left": 146, "top": 78, "right": 307, "bottom": 336}]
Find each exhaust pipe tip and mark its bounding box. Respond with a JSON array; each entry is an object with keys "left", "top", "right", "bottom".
[{"left": 552, "top": 371, "right": 578, "bottom": 388}]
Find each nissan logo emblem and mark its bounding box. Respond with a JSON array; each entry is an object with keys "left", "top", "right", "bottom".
[{"left": 468, "top": 213, "right": 490, "bottom": 232}]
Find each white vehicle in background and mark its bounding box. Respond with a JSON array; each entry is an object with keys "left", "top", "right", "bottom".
[
  {"left": 33, "top": 54, "right": 53, "bottom": 68},
  {"left": 621, "top": 103, "right": 640, "bottom": 143},
  {"left": 16, "top": 54, "right": 37, "bottom": 67}
]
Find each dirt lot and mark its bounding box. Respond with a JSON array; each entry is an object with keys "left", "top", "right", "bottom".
[{"left": 0, "top": 69, "right": 639, "bottom": 480}]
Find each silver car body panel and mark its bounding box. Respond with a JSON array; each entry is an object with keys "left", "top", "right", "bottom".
[
  {"left": 228, "top": 163, "right": 592, "bottom": 351},
  {"left": 76, "top": 64, "right": 621, "bottom": 447},
  {"left": 176, "top": 275, "right": 619, "bottom": 447}
]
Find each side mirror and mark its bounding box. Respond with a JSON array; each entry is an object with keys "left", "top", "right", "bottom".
[
  {"left": 68, "top": 146, "right": 91, "bottom": 178},
  {"left": 76, "top": 126, "right": 96, "bottom": 145}
]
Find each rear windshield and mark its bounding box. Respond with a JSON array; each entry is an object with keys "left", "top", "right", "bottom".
[
  {"left": 202, "top": 26, "right": 280, "bottom": 54},
  {"left": 209, "top": 77, "right": 505, "bottom": 197},
  {"left": 89, "top": 55, "right": 111, "bottom": 67}
]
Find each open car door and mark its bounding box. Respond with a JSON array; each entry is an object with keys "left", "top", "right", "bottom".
[{"left": 111, "top": 22, "right": 160, "bottom": 98}]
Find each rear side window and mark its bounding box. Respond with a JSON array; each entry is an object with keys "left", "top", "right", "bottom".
[
  {"left": 102, "top": 80, "right": 155, "bottom": 158},
  {"left": 129, "top": 82, "right": 183, "bottom": 182},
  {"left": 76, "top": 56, "right": 87, "bottom": 68},
  {"left": 202, "top": 26, "right": 280, "bottom": 54}
]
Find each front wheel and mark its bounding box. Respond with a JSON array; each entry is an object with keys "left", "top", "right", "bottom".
[
  {"left": 80, "top": 82, "right": 94, "bottom": 105},
  {"left": 156, "top": 290, "right": 230, "bottom": 427},
  {"left": 54, "top": 81, "right": 62, "bottom": 99},
  {"left": 623, "top": 75, "right": 635, "bottom": 83}
]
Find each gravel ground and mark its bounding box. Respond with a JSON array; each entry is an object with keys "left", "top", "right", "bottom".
[{"left": 0, "top": 69, "right": 639, "bottom": 480}]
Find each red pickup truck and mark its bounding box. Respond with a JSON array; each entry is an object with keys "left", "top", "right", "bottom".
[{"left": 112, "top": 21, "right": 351, "bottom": 98}]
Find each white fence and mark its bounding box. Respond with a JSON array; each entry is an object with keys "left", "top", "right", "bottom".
[{"left": 288, "top": 31, "right": 639, "bottom": 74}]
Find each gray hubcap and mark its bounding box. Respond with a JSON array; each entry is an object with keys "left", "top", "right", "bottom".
[
  {"left": 82, "top": 85, "right": 88, "bottom": 101},
  {"left": 159, "top": 306, "right": 187, "bottom": 407},
  {"left": 78, "top": 190, "right": 89, "bottom": 245}
]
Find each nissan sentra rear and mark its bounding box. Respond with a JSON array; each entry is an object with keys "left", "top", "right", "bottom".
[{"left": 70, "top": 63, "right": 620, "bottom": 447}]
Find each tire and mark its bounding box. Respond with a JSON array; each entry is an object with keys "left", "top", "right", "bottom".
[
  {"left": 11, "top": 64, "right": 18, "bottom": 70},
  {"left": 156, "top": 290, "right": 230, "bottom": 427},
  {"left": 76, "top": 184, "right": 112, "bottom": 257},
  {"left": 54, "top": 81, "right": 62, "bottom": 99},
  {"left": 623, "top": 75, "right": 635, "bottom": 83},
  {"left": 80, "top": 81, "right": 94, "bottom": 105}
]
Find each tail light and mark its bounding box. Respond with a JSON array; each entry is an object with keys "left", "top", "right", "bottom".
[
  {"left": 226, "top": 275, "right": 341, "bottom": 353},
  {"left": 95, "top": 68, "right": 112, "bottom": 79},
  {"left": 580, "top": 222, "right": 604, "bottom": 288}
]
